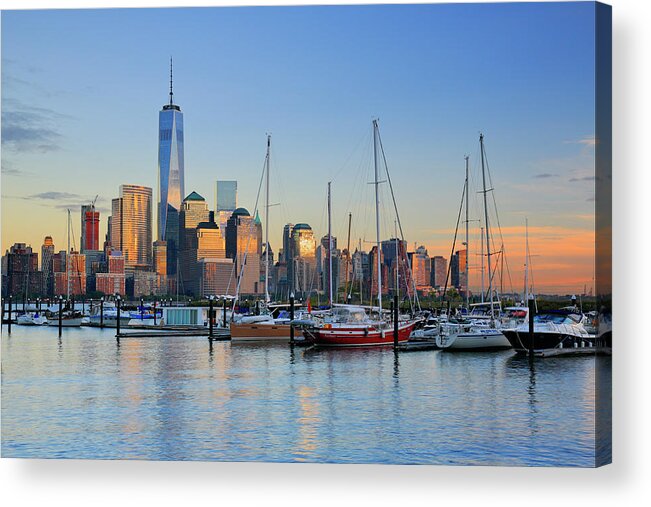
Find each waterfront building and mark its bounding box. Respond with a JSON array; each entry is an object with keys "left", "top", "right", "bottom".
[
  {"left": 216, "top": 180, "right": 237, "bottom": 211},
  {"left": 410, "top": 245, "right": 431, "bottom": 289},
  {"left": 225, "top": 208, "right": 261, "bottom": 295},
  {"left": 80, "top": 205, "right": 100, "bottom": 252},
  {"left": 282, "top": 223, "right": 294, "bottom": 293},
  {"left": 96, "top": 250, "right": 126, "bottom": 295},
  {"left": 153, "top": 240, "right": 168, "bottom": 295},
  {"left": 52, "top": 250, "right": 66, "bottom": 275},
  {"left": 158, "top": 59, "right": 185, "bottom": 244},
  {"left": 198, "top": 258, "right": 234, "bottom": 297},
  {"left": 84, "top": 250, "right": 105, "bottom": 293},
  {"left": 53, "top": 251, "right": 86, "bottom": 296},
  {"left": 133, "top": 271, "right": 160, "bottom": 297},
  {"left": 110, "top": 184, "right": 153, "bottom": 272},
  {"left": 261, "top": 243, "right": 275, "bottom": 296},
  {"left": 351, "top": 247, "right": 370, "bottom": 302},
  {"left": 2, "top": 243, "right": 40, "bottom": 297},
  {"left": 451, "top": 249, "right": 467, "bottom": 292},
  {"left": 430, "top": 256, "right": 447, "bottom": 289},
  {"left": 178, "top": 191, "right": 210, "bottom": 294},
  {"left": 41, "top": 236, "right": 55, "bottom": 296},
  {"left": 369, "top": 246, "right": 389, "bottom": 299},
  {"left": 291, "top": 224, "right": 317, "bottom": 298}
]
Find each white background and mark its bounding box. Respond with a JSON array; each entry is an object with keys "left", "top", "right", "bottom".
[{"left": 0, "top": 0, "right": 648, "bottom": 505}]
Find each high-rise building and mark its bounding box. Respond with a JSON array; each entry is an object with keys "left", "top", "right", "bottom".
[
  {"left": 451, "top": 249, "right": 467, "bottom": 291},
  {"left": 54, "top": 251, "right": 86, "bottom": 296},
  {"left": 410, "top": 245, "right": 431, "bottom": 289},
  {"left": 81, "top": 204, "right": 100, "bottom": 252},
  {"left": 226, "top": 208, "right": 261, "bottom": 295},
  {"left": 290, "top": 224, "right": 317, "bottom": 298},
  {"left": 110, "top": 184, "right": 153, "bottom": 272},
  {"left": 158, "top": 59, "right": 185, "bottom": 245},
  {"left": 2, "top": 243, "right": 40, "bottom": 297},
  {"left": 41, "top": 236, "right": 55, "bottom": 296},
  {"left": 430, "top": 256, "right": 447, "bottom": 289},
  {"left": 96, "top": 250, "right": 126, "bottom": 297},
  {"left": 198, "top": 258, "right": 234, "bottom": 297},
  {"left": 215, "top": 180, "right": 237, "bottom": 212},
  {"left": 178, "top": 191, "right": 210, "bottom": 294}
]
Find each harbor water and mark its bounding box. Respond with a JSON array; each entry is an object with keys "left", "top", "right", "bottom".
[{"left": 1, "top": 326, "right": 609, "bottom": 466}]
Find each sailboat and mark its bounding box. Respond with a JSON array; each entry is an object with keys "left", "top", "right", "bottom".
[
  {"left": 230, "top": 135, "right": 313, "bottom": 342},
  {"left": 49, "top": 210, "right": 84, "bottom": 327},
  {"left": 436, "top": 134, "right": 511, "bottom": 350},
  {"left": 303, "top": 120, "right": 419, "bottom": 347}
]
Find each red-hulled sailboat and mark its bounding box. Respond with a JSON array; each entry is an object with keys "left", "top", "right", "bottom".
[{"left": 303, "top": 120, "right": 420, "bottom": 347}]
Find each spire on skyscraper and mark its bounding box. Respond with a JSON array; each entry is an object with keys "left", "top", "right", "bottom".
[{"left": 169, "top": 56, "right": 174, "bottom": 106}]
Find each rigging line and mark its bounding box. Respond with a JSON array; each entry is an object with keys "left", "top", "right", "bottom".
[
  {"left": 228, "top": 151, "right": 267, "bottom": 303},
  {"left": 330, "top": 126, "right": 371, "bottom": 184},
  {"left": 376, "top": 128, "right": 419, "bottom": 312},
  {"left": 483, "top": 143, "right": 516, "bottom": 296},
  {"left": 442, "top": 179, "right": 466, "bottom": 306}
]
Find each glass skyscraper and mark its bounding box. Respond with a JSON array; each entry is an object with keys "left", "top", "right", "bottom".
[
  {"left": 215, "top": 180, "right": 237, "bottom": 212},
  {"left": 158, "top": 59, "right": 185, "bottom": 243}
]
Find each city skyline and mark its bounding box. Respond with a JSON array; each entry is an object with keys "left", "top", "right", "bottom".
[{"left": 1, "top": 3, "right": 597, "bottom": 293}]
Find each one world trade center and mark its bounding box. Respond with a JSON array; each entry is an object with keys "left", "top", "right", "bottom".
[{"left": 157, "top": 59, "right": 184, "bottom": 275}]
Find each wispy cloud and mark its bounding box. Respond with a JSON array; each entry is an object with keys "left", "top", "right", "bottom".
[
  {"left": 0, "top": 160, "right": 30, "bottom": 176},
  {"left": 1, "top": 99, "right": 71, "bottom": 153},
  {"left": 533, "top": 173, "right": 557, "bottom": 179},
  {"left": 569, "top": 176, "right": 595, "bottom": 182},
  {"left": 565, "top": 135, "right": 596, "bottom": 147},
  {"left": 17, "top": 192, "right": 110, "bottom": 213}
]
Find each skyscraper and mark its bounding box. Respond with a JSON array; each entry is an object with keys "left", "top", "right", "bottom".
[
  {"left": 226, "top": 208, "right": 261, "bottom": 295},
  {"left": 80, "top": 204, "right": 100, "bottom": 252},
  {"left": 110, "top": 185, "right": 153, "bottom": 272},
  {"left": 41, "top": 236, "right": 55, "bottom": 296},
  {"left": 290, "top": 224, "right": 317, "bottom": 298},
  {"left": 215, "top": 180, "right": 237, "bottom": 212},
  {"left": 178, "top": 191, "right": 209, "bottom": 294},
  {"left": 158, "top": 59, "right": 185, "bottom": 245}
]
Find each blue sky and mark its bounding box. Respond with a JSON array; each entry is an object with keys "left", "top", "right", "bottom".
[{"left": 1, "top": 2, "right": 597, "bottom": 292}]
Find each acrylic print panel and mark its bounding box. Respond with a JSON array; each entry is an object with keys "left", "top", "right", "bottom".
[{"left": 0, "top": 1, "right": 612, "bottom": 467}]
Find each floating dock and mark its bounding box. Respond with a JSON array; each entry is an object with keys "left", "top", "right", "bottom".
[
  {"left": 396, "top": 339, "right": 440, "bottom": 352},
  {"left": 116, "top": 327, "right": 230, "bottom": 340}
]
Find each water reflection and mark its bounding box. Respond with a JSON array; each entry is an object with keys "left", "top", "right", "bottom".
[{"left": 1, "top": 327, "right": 607, "bottom": 466}]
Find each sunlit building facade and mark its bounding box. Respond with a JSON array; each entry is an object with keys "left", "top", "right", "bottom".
[
  {"left": 225, "top": 208, "right": 261, "bottom": 295},
  {"left": 291, "top": 223, "right": 317, "bottom": 298},
  {"left": 110, "top": 185, "right": 153, "bottom": 272}
]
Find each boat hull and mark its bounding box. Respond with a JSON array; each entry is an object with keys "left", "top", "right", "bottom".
[
  {"left": 310, "top": 321, "right": 417, "bottom": 347},
  {"left": 48, "top": 318, "right": 83, "bottom": 327},
  {"left": 502, "top": 329, "right": 595, "bottom": 354},
  {"left": 230, "top": 322, "right": 292, "bottom": 342},
  {"left": 437, "top": 329, "right": 511, "bottom": 350}
]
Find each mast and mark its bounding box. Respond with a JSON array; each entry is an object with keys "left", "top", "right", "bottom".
[
  {"left": 372, "top": 119, "right": 383, "bottom": 312},
  {"left": 344, "top": 212, "right": 352, "bottom": 300},
  {"left": 464, "top": 155, "right": 470, "bottom": 311},
  {"left": 394, "top": 221, "right": 399, "bottom": 302},
  {"left": 264, "top": 134, "right": 271, "bottom": 303},
  {"left": 480, "top": 226, "right": 484, "bottom": 303},
  {"left": 524, "top": 217, "right": 529, "bottom": 302},
  {"left": 479, "top": 133, "right": 494, "bottom": 320},
  {"left": 67, "top": 209, "right": 71, "bottom": 300},
  {"left": 327, "top": 181, "right": 333, "bottom": 307}
]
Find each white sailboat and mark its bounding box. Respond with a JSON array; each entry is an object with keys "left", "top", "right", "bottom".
[{"left": 437, "top": 134, "right": 511, "bottom": 350}]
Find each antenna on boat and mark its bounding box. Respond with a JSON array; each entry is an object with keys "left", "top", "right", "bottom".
[{"left": 264, "top": 134, "right": 271, "bottom": 304}]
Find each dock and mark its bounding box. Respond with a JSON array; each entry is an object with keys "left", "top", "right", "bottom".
[
  {"left": 396, "top": 340, "right": 440, "bottom": 352},
  {"left": 116, "top": 327, "right": 230, "bottom": 340}
]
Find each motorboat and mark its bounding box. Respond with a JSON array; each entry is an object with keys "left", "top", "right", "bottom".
[{"left": 501, "top": 308, "right": 595, "bottom": 354}]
